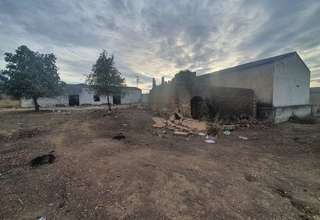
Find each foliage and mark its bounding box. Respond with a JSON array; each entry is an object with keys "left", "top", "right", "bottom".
[
  {"left": 86, "top": 50, "right": 124, "bottom": 110},
  {"left": 1, "top": 45, "right": 64, "bottom": 111},
  {"left": 173, "top": 69, "right": 196, "bottom": 91}
]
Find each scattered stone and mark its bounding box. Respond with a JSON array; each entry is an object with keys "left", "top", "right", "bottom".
[
  {"left": 30, "top": 154, "right": 56, "bottom": 168},
  {"left": 173, "top": 131, "right": 189, "bottom": 136},
  {"left": 244, "top": 174, "right": 257, "bottom": 182},
  {"left": 152, "top": 117, "right": 166, "bottom": 128},
  {"left": 205, "top": 139, "right": 216, "bottom": 144},
  {"left": 238, "top": 135, "right": 248, "bottom": 140}
]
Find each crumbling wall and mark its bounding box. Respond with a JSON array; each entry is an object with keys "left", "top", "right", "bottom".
[
  {"left": 149, "top": 71, "right": 256, "bottom": 120},
  {"left": 149, "top": 84, "right": 176, "bottom": 113},
  {"left": 193, "top": 85, "right": 255, "bottom": 119}
]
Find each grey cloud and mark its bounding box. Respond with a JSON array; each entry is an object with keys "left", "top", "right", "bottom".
[{"left": 0, "top": 0, "right": 320, "bottom": 92}]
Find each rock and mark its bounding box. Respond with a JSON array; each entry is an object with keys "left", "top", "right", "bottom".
[
  {"left": 205, "top": 139, "right": 216, "bottom": 144},
  {"left": 173, "top": 131, "right": 189, "bottom": 136},
  {"left": 181, "top": 119, "right": 207, "bottom": 132},
  {"left": 223, "top": 130, "right": 231, "bottom": 136},
  {"left": 152, "top": 117, "right": 166, "bottom": 128},
  {"left": 238, "top": 135, "right": 248, "bottom": 140}
]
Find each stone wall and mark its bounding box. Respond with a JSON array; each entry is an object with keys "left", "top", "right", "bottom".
[{"left": 149, "top": 73, "right": 256, "bottom": 119}]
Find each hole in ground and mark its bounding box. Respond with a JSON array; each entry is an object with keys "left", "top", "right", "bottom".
[
  {"left": 30, "top": 154, "right": 56, "bottom": 167},
  {"left": 112, "top": 133, "right": 126, "bottom": 140}
]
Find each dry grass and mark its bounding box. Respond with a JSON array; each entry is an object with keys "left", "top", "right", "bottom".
[{"left": 0, "top": 99, "right": 20, "bottom": 108}]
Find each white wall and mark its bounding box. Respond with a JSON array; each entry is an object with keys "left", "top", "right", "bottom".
[
  {"left": 20, "top": 87, "right": 142, "bottom": 107},
  {"left": 121, "top": 89, "right": 142, "bottom": 104},
  {"left": 273, "top": 54, "right": 310, "bottom": 107},
  {"left": 197, "top": 63, "right": 274, "bottom": 105},
  {"left": 79, "top": 88, "right": 113, "bottom": 105},
  {"left": 21, "top": 96, "right": 68, "bottom": 108}
]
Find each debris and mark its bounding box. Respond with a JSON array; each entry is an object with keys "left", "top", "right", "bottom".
[
  {"left": 207, "top": 123, "right": 220, "bottom": 136},
  {"left": 238, "top": 135, "right": 248, "bottom": 140},
  {"left": 121, "top": 123, "right": 128, "bottom": 127},
  {"left": 205, "top": 139, "right": 216, "bottom": 144},
  {"left": 30, "top": 154, "right": 56, "bottom": 167},
  {"left": 174, "top": 112, "right": 183, "bottom": 120},
  {"left": 198, "top": 132, "right": 206, "bottom": 136},
  {"left": 244, "top": 174, "right": 257, "bottom": 182},
  {"left": 112, "top": 133, "right": 126, "bottom": 140},
  {"left": 222, "top": 124, "right": 236, "bottom": 131},
  {"left": 37, "top": 217, "right": 46, "bottom": 220},
  {"left": 181, "top": 119, "right": 207, "bottom": 132},
  {"left": 173, "top": 131, "right": 189, "bottom": 136},
  {"left": 152, "top": 117, "right": 166, "bottom": 128},
  {"left": 223, "top": 130, "right": 231, "bottom": 136}
]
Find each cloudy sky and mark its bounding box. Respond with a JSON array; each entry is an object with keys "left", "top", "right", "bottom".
[{"left": 0, "top": 0, "right": 320, "bottom": 92}]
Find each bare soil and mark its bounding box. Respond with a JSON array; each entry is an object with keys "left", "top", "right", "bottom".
[{"left": 0, "top": 107, "right": 319, "bottom": 220}]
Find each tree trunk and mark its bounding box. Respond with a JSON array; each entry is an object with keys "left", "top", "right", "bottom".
[
  {"left": 107, "top": 95, "right": 111, "bottom": 111},
  {"left": 33, "top": 97, "right": 40, "bottom": 112}
]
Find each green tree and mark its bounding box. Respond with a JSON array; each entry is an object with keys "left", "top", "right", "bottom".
[
  {"left": 87, "top": 50, "right": 124, "bottom": 111},
  {"left": 1, "top": 45, "right": 64, "bottom": 111}
]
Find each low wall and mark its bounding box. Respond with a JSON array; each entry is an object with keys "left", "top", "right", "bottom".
[
  {"left": 193, "top": 85, "right": 255, "bottom": 119},
  {"left": 274, "top": 105, "right": 311, "bottom": 123},
  {"left": 21, "top": 96, "right": 68, "bottom": 108},
  {"left": 149, "top": 81, "right": 256, "bottom": 119}
]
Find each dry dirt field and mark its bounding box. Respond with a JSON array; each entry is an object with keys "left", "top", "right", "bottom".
[{"left": 0, "top": 106, "right": 320, "bottom": 220}]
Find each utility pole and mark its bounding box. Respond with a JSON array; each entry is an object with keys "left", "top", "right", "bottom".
[{"left": 136, "top": 75, "right": 140, "bottom": 88}]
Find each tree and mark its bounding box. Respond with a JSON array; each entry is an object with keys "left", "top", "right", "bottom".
[
  {"left": 86, "top": 50, "right": 124, "bottom": 111},
  {"left": 1, "top": 45, "right": 63, "bottom": 111}
]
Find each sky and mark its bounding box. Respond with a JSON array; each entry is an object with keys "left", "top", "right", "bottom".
[{"left": 0, "top": 0, "right": 320, "bottom": 93}]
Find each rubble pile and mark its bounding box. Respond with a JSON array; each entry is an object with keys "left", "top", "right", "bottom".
[
  {"left": 152, "top": 112, "right": 207, "bottom": 136},
  {"left": 222, "top": 117, "right": 272, "bottom": 130}
]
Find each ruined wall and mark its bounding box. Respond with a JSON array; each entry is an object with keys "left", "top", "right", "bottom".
[
  {"left": 193, "top": 84, "right": 255, "bottom": 119},
  {"left": 149, "top": 76, "right": 256, "bottom": 119},
  {"left": 149, "top": 83, "right": 176, "bottom": 113}
]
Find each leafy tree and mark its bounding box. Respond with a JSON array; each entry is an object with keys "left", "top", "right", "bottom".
[
  {"left": 1, "top": 45, "right": 64, "bottom": 111},
  {"left": 87, "top": 50, "right": 124, "bottom": 111}
]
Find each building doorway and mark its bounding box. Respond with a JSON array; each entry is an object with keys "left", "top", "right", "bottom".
[
  {"left": 191, "top": 96, "right": 204, "bottom": 119},
  {"left": 69, "top": 95, "right": 79, "bottom": 106},
  {"left": 113, "top": 95, "right": 121, "bottom": 105}
]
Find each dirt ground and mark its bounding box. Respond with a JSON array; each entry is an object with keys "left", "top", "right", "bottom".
[{"left": 0, "top": 106, "right": 320, "bottom": 220}]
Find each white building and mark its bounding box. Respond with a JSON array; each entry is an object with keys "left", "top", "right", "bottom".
[
  {"left": 197, "top": 52, "right": 311, "bottom": 123},
  {"left": 21, "top": 84, "right": 142, "bottom": 108}
]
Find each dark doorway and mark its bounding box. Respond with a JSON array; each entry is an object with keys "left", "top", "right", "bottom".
[
  {"left": 113, "top": 95, "right": 121, "bottom": 105},
  {"left": 69, "top": 95, "right": 79, "bottom": 106},
  {"left": 191, "top": 96, "right": 204, "bottom": 119}
]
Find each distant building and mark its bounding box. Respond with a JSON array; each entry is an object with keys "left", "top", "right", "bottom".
[
  {"left": 150, "top": 52, "right": 311, "bottom": 123},
  {"left": 310, "top": 87, "right": 320, "bottom": 115},
  {"left": 21, "top": 84, "right": 142, "bottom": 108}
]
